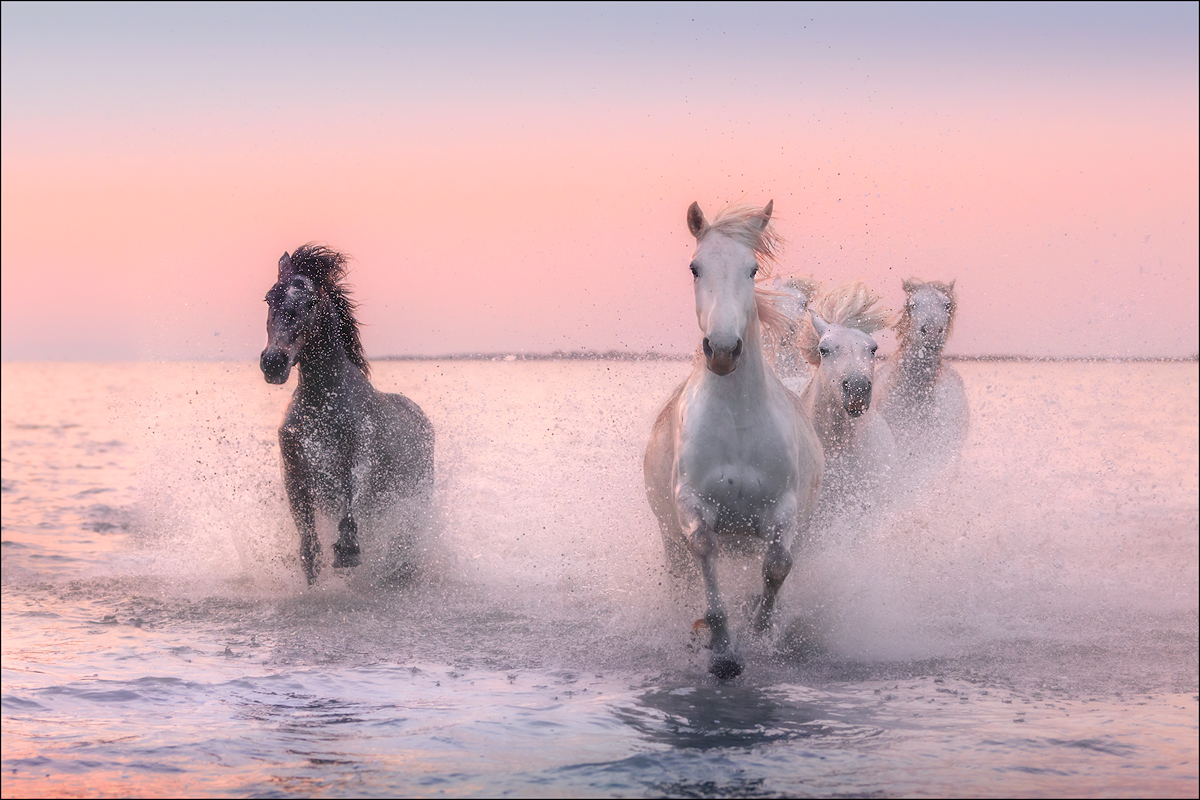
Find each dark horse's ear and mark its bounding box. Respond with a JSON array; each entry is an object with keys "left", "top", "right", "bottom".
[
  {"left": 687, "top": 202, "right": 708, "bottom": 239},
  {"left": 278, "top": 252, "right": 292, "bottom": 278},
  {"left": 759, "top": 200, "right": 773, "bottom": 231}
]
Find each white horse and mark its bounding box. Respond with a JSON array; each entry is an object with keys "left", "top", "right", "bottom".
[
  {"left": 797, "top": 281, "right": 897, "bottom": 517},
  {"left": 876, "top": 278, "right": 969, "bottom": 477},
  {"left": 769, "top": 276, "right": 820, "bottom": 393},
  {"left": 644, "top": 201, "right": 823, "bottom": 679}
]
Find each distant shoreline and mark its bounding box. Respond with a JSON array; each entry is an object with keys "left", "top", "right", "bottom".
[{"left": 375, "top": 352, "right": 1200, "bottom": 364}]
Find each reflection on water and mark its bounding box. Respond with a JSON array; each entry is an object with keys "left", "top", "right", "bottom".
[
  {"left": 616, "top": 683, "right": 882, "bottom": 750},
  {"left": 2, "top": 360, "right": 1197, "bottom": 797}
]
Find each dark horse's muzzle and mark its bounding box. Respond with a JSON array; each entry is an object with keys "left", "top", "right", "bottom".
[{"left": 260, "top": 349, "right": 292, "bottom": 385}]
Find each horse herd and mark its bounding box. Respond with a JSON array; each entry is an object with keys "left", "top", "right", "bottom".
[{"left": 260, "top": 200, "right": 969, "bottom": 679}]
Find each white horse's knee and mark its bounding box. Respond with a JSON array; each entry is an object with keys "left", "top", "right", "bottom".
[{"left": 763, "top": 546, "right": 793, "bottom": 587}]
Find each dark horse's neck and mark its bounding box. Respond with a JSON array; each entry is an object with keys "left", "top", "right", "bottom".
[{"left": 295, "top": 303, "right": 367, "bottom": 396}]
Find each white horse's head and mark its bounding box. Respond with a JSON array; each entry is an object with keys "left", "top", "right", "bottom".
[
  {"left": 810, "top": 312, "right": 879, "bottom": 418},
  {"left": 899, "top": 278, "right": 956, "bottom": 353},
  {"left": 686, "top": 200, "right": 780, "bottom": 376},
  {"left": 800, "top": 281, "right": 893, "bottom": 418}
]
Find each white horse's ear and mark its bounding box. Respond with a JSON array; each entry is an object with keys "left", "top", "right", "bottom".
[
  {"left": 948, "top": 279, "right": 956, "bottom": 292},
  {"left": 809, "top": 309, "right": 830, "bottom": 337},
  {"left": 278, "top": 252, "right": 292, "bottom": 277},
  {"left": 759, "top": 200, "right": 773, "bottom": 230},
  {"left": 901, "top": 277, "right": 918, "bottom": 294},
  {"left": 687, "top": 202, "right": 708, "bottom": 239}
]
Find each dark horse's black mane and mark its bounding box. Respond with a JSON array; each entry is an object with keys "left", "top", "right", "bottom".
[{"left": 288, "top": 243, "right": 370, "bottom": 377}]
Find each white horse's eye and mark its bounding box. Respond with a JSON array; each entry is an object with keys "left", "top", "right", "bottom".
[
  {"left": 944, "top": 301, "right": 952, "bottom": 312},
  {"left": 819, "top": 345, "right": 831, "bottom": 358},
  {"left": 750, "top": 266, "right": 758, "bottom": 278},
  {"left": 690, "top": 263, "right": 699, "bottom": 278}
]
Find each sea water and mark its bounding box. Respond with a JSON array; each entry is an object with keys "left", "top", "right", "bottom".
[{"left": 2, "top": 359, "right": 1197, "bottom": 797}]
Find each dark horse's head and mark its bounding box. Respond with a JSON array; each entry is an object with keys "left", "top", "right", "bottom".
[{"left": 260, "top": 244, "right": 369, "bottom": 385}]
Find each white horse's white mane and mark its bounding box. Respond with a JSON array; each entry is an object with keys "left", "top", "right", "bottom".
[{"left": 798, "top": 280, "right": 894, "bottom": 365}]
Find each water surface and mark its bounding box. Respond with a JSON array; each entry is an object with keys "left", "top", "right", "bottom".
[{"left": 2, "top": 360, "right": 1197, "bottom": 797}]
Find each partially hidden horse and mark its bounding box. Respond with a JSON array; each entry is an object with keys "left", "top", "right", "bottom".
[
  {"left": 876, "top": 278, "right": 969, "bottom": 475},
  {"left": 769, "top": 275, "right": 820, "bottom": 393},
  {"left": 260, "top": 244, "right": 434, "bottom": 585},
  {"left": 644, "top": 201, "right": 824, "bottom": 679},
  {"left": 797, "top": 281, "right": 897, "bottom": 517}
]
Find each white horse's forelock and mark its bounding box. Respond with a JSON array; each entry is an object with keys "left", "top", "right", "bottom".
[
  {"left": 798, "top": 281, "right": 894, "bottom": 365},
  {"left": 698, "top": 204, "right": 784, "bottom": 270}
]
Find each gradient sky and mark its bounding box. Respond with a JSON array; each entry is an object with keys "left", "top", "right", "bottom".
[{"left": 2, "top": 2, "right": 1197, "bottom": 360}]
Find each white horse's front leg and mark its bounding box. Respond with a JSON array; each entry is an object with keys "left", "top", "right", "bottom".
[
  {"left": 679, "top": 494, "right": 742, "bottom": 679},
  {"left": 752, "top": 492, "right": 798, "bottom": 634}
]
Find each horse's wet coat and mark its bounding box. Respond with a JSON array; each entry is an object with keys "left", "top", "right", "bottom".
[{"left": 261, "top": 244, "right": 434, "bottom": 584}]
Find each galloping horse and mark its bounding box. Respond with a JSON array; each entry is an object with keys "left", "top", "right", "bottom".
[
  {"left": 260, "top": 244, "right": 434, "bottom": 584},
  {"left": 876, "top": 278, "right": 968, "bottom": 475},
  {"left": 797, "top": 281, "right": 897, "bottom": 515},
  {"left": 644, "top": 202, "right": 823, "bottom": 679}
]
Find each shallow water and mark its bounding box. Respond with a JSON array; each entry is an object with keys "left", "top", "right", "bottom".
[{"left": 2, "top": 359, "right": 1197, "bottom": 797}]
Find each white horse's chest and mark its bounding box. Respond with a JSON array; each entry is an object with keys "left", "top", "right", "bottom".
[{"left": 675, "top": 387, "right": 799, "bottom": 512}]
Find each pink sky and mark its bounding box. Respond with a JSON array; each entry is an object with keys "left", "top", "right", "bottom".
[{"left": 2, "top": 3, "right": 1197, "bottom": 359}]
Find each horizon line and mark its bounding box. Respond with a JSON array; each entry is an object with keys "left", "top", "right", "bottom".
[{"left": 2, "top": 352, "right": 1197, "bottom": 365}]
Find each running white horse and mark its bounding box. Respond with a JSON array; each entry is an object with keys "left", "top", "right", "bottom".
[
  {"left": 876, "top": 278, "right": 969, "bottom": 476},
  {"left": 644, "top": 201, "right": 823, "bottom": 679},
  {"left": 769, "top": 275, "right": 820, "bottom": 393},
  {"left": 798, "top": 281, "right": 897, "bottom": 517}
]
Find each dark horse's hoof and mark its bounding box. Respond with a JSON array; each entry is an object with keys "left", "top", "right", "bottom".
[
  {"left": 709, "top": 653, "right": 744, "bottom": 680},
  {"left": 332, "top": 539, "right": 361, "bottom": 569}
]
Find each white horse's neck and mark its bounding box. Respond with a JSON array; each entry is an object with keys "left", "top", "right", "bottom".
[{"left": 894, "top": 338, "right": 944, "bottom": 399}]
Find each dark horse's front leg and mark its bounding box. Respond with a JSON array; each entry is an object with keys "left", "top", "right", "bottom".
[
  {"left": 332, "top": 458, "right": 361, "bottom": 569},
  {"left": 332, "top": 513, "right": 361, "bottom": 568},
  {"left": 281, "top": 431, "right": 321, "bottom": 585}
]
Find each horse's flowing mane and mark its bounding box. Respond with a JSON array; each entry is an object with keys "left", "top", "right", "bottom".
[
  {"left": 287, "top": 243, "right": 370, "bottom": 377},
  {"left": 697, "top": 204, "right": 792, "bottom": 352},
  {"left": 896, "top": 277, "right": 957, "bottom": 346},
  {"left": 798, "top": 280, "right": 894, "bottom": 365}
]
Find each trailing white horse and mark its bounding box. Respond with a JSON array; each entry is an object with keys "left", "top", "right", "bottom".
[
  {"left": 644, "top": 201, "right": 823, "bottom": 679},
  {"left": 876, "top": 278, "right": 969, "bottom": 479},
  {"left": 769, "top": 275, "right": 821, "bottom": 393},
  {"left": 797, "top": 281, "right": 897, "bottom": 518}
]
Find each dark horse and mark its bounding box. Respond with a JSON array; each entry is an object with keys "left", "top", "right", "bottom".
[{"left": 260, "top": 244, "right": 434, "bottom": 584}]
